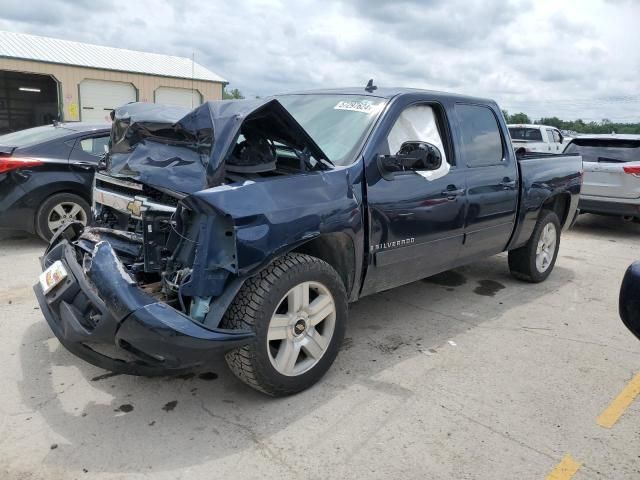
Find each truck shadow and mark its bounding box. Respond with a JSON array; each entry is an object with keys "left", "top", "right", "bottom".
[{"left": 18, "top": 255, "right": 575, "bottom": 475}]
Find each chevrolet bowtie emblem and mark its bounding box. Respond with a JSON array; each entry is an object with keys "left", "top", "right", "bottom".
[{"left": 126, "top": 199, "right": 143, "bottom": 217}]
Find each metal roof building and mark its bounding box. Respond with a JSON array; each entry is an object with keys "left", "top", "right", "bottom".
[{"left": 0, "top": 30, "right": 227, "bottom": 132}]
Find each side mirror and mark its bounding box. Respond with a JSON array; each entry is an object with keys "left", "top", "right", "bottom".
[
  {"left": 620, "top": 261, "right": 640, "bottom": 341},
  {"left": 377, "top": 141, "right": 443, "bottom": 180},
  {"left": 97, "top": 153, "right": 108, "bottom": 171}
]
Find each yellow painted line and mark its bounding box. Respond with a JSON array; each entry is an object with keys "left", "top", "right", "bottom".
[
  {"left": 597, "top": 372, "right": 640, "bottom": 428},
  {"left": 545, "top": 454, "right": 581, "bottom": 480}
]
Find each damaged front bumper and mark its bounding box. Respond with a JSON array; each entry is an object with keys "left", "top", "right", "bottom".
[{"left": 33, "top": 228, "right": 254, "bottom": 376}]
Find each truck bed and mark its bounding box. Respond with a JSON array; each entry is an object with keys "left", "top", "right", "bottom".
[{"left": 507, "top": 152, "right": 583, "bottom": 250}]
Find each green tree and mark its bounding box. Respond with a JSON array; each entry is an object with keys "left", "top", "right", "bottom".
[
  {"left": 498, "top": 113, "right": 640, "bottom": 135},
  {"left": 508, "top": 112, "right": 531, "bottom": 124},
  {"left": 222, "top": 87, "right": 245, "bottom": 100},
  {"left": 537, "top": 117, "right": 563, "bottom": 128}
]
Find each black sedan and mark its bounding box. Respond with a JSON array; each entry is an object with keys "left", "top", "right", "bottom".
[{"left": 0, "top": 122, "right": 110, "bottom": 240}]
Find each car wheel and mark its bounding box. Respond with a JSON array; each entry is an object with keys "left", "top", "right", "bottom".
[
  {"left": 36, "top": 193, "right": 90, "bottom": 241},
  {"left": 508, "top": 210, "right": 561, "bottom": 283},
  {"left": 221, "top": 253, "right": 347, "bottom": 396}
]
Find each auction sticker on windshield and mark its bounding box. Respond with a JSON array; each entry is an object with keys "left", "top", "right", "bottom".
[
  {"left": 334, "top": 100, "right": 379, "bottom": 114},
  {"left": 39, "top": 260, "right": 68, "bottom": 294}
]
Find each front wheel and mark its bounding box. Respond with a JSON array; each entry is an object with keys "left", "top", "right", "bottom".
[
  {"left": 221, "top": 253, "right": 347, "bottom": 396},
  {"left": 508, "top": 210, "right": 561, "bottom": 283}
]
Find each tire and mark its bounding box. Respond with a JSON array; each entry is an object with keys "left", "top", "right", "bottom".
[
  {"left": 508, "top": 210, "right": 561, "bottom": 283},
  {"left": 36, "top": 192, "right": 91, "bottom": 241},
  {"left": 221, "top": 253, "right": 347, "bottom": 396}
]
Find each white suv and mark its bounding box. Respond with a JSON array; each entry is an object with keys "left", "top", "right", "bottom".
[
  {"left": 508, "top": 124, "right": 565, "bottom": 155},
  {"left": 564, "top": 134, "right": 640, "bottom": 221}
]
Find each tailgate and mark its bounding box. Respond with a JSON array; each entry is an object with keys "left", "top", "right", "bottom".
[
  {"left": 572, "top": 138, "right": 640, "bottom": 200},
  {"left": 583, "top": 161, "right": 640, "bottom": 199}
]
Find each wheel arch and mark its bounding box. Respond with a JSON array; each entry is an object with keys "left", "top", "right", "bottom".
[
  {"left": 541, "top": 192, "right": 571, "bottom": 228},
  {"left": 31, "top": 181, "right": 92, "bottom": 208},
  {"left": 290, "top": 233, "right": 356, "bottom": 298}
]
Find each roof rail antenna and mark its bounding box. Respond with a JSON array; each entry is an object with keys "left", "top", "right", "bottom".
[{"left": 365, "top": 79, "right": 377, "bottom": 93}]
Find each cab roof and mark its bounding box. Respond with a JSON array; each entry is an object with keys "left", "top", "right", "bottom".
[{"left": 278, "top": 86, "right": 495, "bottom": 105}]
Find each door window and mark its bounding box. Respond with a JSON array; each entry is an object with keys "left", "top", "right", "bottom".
[
  {"left": 384, "top": 104, "right": 450, "bottom": 180},
  {"left": 386, "top": 105, "right": 448, "bottom": 161},
  {"left": 546, "top": 129, "right": 556, "bottom": 143},
  {"left": 80, "top": 136, "right": 109, "bottom": 156},
  {"left": 456, "top": 104, "right": 504, "bottom": 167}
]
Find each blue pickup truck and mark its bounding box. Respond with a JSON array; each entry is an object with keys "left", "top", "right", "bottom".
[{"left": 34, "top": 87, "right": 583, "bottom": 395}]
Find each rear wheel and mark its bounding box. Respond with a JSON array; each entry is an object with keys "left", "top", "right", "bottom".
[
  {"left": 508, "top": 210, "right": 561, "bottom": 283},
  {"left": 221, "top": 253, "right": 347, "bottom": 396},
  {"left": 36, "top": 193, "right": 90, "bottom": 241}
]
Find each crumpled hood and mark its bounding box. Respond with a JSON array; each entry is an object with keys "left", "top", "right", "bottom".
[{"left": 107, "top": 98, "right": 328, "bottom": 194}]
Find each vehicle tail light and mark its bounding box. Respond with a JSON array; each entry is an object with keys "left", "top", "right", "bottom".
[
  {"left": 623, "top": 165, "right": 640, "bottom": 177},
  {"left": 0, "top": 157, "right": 43, "bottom": 174}
]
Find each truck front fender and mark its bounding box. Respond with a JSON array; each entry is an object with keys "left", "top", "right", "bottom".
[{"left": 181, "top": 167, "right": 364, "bottom": 297}]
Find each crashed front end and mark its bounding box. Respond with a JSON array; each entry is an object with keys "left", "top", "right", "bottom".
[
  {"left": 33, "top": 98, "right": 340, "bottom": 375},
  {"left": 34, "top": 213, "right": 254, "bottom": 375}
]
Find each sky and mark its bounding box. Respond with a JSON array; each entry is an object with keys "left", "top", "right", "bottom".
[{"left": 1, "top": 0, "right": 638, "bottom": 122}]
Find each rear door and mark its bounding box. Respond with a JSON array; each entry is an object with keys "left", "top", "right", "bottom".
[
  {"left": 551, "top": 129, "right": 563, "bottom": 152},
  {"left": 68, "top": 133, "right": 111, "bottom": 189},
  {"left": 456, "top": 104, "right": 519, "bottom": 260},
  {"left": 544, "top": 128, "right": 563, "bottom": 152},
  {"left": 566, "top": 138, "right": 640, "bottom": 199}
]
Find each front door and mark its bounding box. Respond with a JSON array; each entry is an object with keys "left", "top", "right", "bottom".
[{"left": 361, "top": 101, "right": 467, "bottom": 295}]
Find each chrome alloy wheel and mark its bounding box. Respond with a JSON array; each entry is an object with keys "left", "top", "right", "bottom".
[
  {"left": 47, "top": 201, "right": 88, "bottom": 233},
  {"left": 536, "top": 222, "right": 557, "bottom": 273},
  {"left": 267, "top": 281, "right": 336, "bottom": 376}
]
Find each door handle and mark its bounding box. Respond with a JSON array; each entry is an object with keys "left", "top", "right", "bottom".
[
  {"left": 499, "top": 179, "right": 516, "bottom": 189},
  {"left": 441, "top": 186, "right": 465, "bottom": 199},
  {"left": 72, "top": 162, "right": 96, "bottom": 170}
]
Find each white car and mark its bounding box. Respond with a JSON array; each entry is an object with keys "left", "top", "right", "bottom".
[
  {"left": 564, "top": 134, "right": 640, "bottom": 221},
  {"left": 508, "top": 124, "right": 565, "bottom": 155}
]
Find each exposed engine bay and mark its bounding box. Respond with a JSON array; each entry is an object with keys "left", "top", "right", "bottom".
[{"left": 88, "top": 98, "right": 333, "bottom": 322}]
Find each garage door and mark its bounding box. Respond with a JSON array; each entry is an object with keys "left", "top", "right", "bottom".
[
  {"left": 79, "top": 80, "right": 136, "bottom": 122},
  {"left": 155, "top": 87, "right": 202, "bottom": 108}
]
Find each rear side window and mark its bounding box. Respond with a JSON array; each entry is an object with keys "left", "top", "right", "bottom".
[
  {"left": 0, "top": 125, "right": 74, "bottom": 147},
  {"left": 457, "top": 104, "right": 504, "bottom": 167},
  {"left": 508, "top": 127, "right": 542, "bottom": 141},
  {"left": 71, "top": 134, "right": 110, "bottom": 163},
  {"left": 565, "top": 139, "right": 640, "bottom": 163},
  {"left": 80, "top": 136, "right": 109, "bottom": 156}
]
